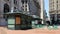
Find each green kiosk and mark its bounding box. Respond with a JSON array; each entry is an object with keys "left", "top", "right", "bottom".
[{"left": 4, "top": 11, "right": 42, "bottom": 30}]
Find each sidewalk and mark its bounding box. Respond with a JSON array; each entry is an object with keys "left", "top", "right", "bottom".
[{"left": 0, "top": 27, "right": 60, "bottom": 34}]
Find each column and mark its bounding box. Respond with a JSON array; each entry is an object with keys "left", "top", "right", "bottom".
[
  {"left": 18, "top": 0, "right": 22, "bottom": 11},
  {"left": 40, "top": 0, "right": 44, "bottom": 24},
  {"left": 27, "top": 2, "right": 30, "bottom": 14},
  {"left": 10, "top": 0, "right": 14, "bottom": 13},
  {"left": 24, "top": 1, "right": 26, "bottom": 11}
]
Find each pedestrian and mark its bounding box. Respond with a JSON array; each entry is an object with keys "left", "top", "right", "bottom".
[{"left": 46, "top": 21, "right": 50, "bottom": 26}]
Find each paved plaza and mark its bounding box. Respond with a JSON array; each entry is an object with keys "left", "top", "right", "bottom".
[{"left": 0, "top": 26, "right": 60, "bottom": 34}]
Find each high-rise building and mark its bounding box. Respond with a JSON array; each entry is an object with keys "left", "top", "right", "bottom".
[
  {"left": 0, "top": 0, "right": 41, "bottom": 26},
  {"left": 49, "top": 0, "right": 60, "bottom": 24}
]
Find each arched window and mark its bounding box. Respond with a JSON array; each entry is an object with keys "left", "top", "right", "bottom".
[{"left": 4, "top": 3, "right": 9, "bottom": 13}]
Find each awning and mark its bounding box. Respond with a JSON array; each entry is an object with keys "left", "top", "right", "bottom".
[{"left": 4, "top": 10, "right": 42, "bottom": 20}]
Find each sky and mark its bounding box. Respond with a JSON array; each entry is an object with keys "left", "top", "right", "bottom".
[{"left": 44, "top": 0, "right": 49, "bottom": 17}]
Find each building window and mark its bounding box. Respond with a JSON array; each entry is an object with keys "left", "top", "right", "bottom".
[
  {"left": 25, "top": 0, "right": 27, "bottom": 3},
  {"left": 21, "top": 0, "right": 24, "bottom": 4},
  {"left": 57, "top": 1, "right": 58, "bottom": 3},
  {"left": 21, "top": 0, "right": 27, "bottom": 4},
  {"left": 14, "top": 7, "right": 17, "bottom": 12},
  {"left": 25, "top": 8, "right": 27, "bottom": 11},
  {"left": 22, "top": 8, "right": 24, "bottom": 11},
  {"left": 25, "top": 5, "right": 27, "bottom": 7},
  {"left": 14, "top": 0, "right": 17, "bottom": 5},
  {"left": 7, "top": 0, "right": 9, "bottom": 1},
  {"left": 4, "top": 3, "right": 9, "bottom": 13}
]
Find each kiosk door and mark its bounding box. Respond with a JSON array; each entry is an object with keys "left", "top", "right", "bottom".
[
  {"left": 16, "top": 16, "right": 21, "bottom": 24},
  {"left": 15, "top": 16, "right": 21, "bottom": 30}
]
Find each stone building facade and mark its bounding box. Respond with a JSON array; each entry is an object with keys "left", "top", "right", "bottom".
[
  {"left": 49, "top": 0, "right": 60, "bottom": 24},
  {"left": 0, "top": 0, "right": 41, "bottom": 26}
]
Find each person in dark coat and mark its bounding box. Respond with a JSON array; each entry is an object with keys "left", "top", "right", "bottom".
[{"left": 46, "top": 21, "right": 50, "bottom": 26}]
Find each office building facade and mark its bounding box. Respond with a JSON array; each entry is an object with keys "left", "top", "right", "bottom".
[{"left": 49, "top": 0, "right": 60, "bottom": 24}]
